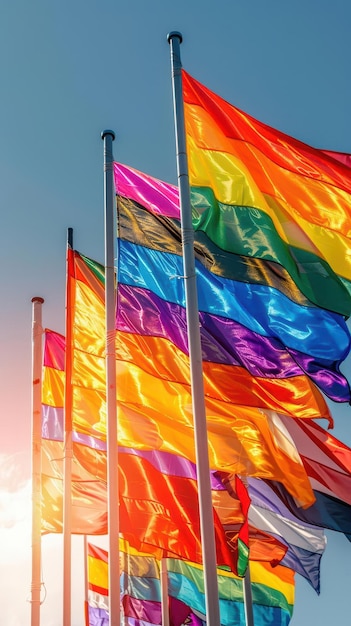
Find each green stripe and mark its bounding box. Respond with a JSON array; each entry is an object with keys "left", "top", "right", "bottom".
[
  {"left": 81, "top": 253, "right": 105, "bottom": 286},
  {"left": 237, "top": 537, "right": 249, "bottom": 577},
  {"left": 191, "top": 186, "right": 351, "bottom": 316},
  {"left": 167, "top": 558, "right": 293, "bottom": 613},
  {"left": 118, "top": 196, "right": 312, "bottom": 307}
]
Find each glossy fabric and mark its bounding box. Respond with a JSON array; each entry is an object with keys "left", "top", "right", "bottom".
[
  {"left": 279, "top": 416, "right": 351, "bottom": 504},
  {"left": 117, "top": 282, "right": 349, "bottom": 404},
  {"left": 219, "top": 473, "right": 325, "bottom": 592},
  {"left": 182, "top": 70, "right": 351, "bottom": 316},
  {"left": 40, "top": 329, "right": 107, "bottom": 535},
  {"left": 167, "top": 559, "right": 294, "bottom": 626},
  {"left": 88, "top": 539, "right": 294, "bottom": 626},
  {"left": 117, "top": 238, "right": 350, "bottom": 362},
  {"left": 68, "top": 249, "right": 314, "bottom": 506},
  {"left": 115, "top": 187, "right": 350, "bottom": 401}
]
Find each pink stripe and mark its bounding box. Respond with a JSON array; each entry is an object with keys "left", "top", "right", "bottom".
[
  {"left": 114, "top": 162, "right": 180, "bottom": 218},
  {"left": 44, "top": 329, "right": 65, "bottom": 370}
]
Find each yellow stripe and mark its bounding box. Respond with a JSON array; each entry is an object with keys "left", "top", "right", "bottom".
[
  {"left": 186, "top": 106, "right": 351, "bottom": 280},
  {"left": 88, "top": 554, "right": 108, "bottom": 589},
  {"left": 42, "top": 366, "right": 64, "bottom": 407},
  {"left": 250, "top": 561, "right": 295, "bottom": 605}
]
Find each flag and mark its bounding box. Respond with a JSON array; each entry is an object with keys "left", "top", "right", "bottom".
[
  {"left": 257, "top": 417, "right": 351, "bottom": 538},
  {"left": 42, "top": 327, "right": 238, "bottom": 571},
  {"left": 114, "top": 162, "right": 351, "bottom": 405},
  {"left": 218, "top": 472, "right": 326, "bottom": 593},
  {"left": 43, "top": 304, "right": 247, "bottom": 573},
  {"left": 167, "top": 559, "right": 294, "bottom": 626},
  {"left": 68, "top": 246, "right": 315, "bottom": 507},
  {"left": 41, "top": 328, "right": 107, "bottom": 534},
  {"left": 88, "top": 541, "right": 295, "bottom": 626},
  {"left": 182, "top": 69, "right": 351, "bottom": 318},
  {"left": 87, "top": 543, "right": 109, "bottom": 626},
  {"left": 87, "top": 540, "right": 190, "bottom": 626}
]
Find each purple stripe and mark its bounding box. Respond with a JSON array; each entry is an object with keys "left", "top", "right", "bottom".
[
  {"left": 114, "top": 163, "right": 179, "bottom": 219},
  {"left": 88, "top": 606, "right": 109, "bottom": 626},
  {"left": 248, "top": 477, "right": 313, "bottom": 525},
  {"left": 128, "top": 619, "right": 162, "bottom": 626},
  {"left": 41, "top": 405, "right": 63, "bottom": 440},
  {"left": 118, "top": 447, "right": 224, "bottom": 490},
  {"left": 116, "top": 283, "right": 349, "bottom": 402},
  {"left": 40, "top": 405, "right": 223, "bottom": 489},
  {"left": 122, "top": 595, "right": 161, "bottom": 625}
]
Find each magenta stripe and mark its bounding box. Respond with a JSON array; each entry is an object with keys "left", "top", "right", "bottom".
[
  {"left": 43, "top": 329, "right": 65, "bottom": 370},
  {"left": 114, "top": 162, "right": 179, "bottom": 218},
  {"left": 122, "top": 595, "right": 161, "bottom": 625}
]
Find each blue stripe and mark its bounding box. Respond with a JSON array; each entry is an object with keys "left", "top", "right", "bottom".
[
  {"left": 167, "top": 571, "right": 292, "bottom": 626},
  {"left": 117, "top": 239, "right": 350, "bottom": 360}
]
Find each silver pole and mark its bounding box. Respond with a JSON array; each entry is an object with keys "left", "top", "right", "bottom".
[
  {"left": 160, "top": 559, "right": 169, "bottom": 626},
  {"left": 243, "top": 564, "right": 255, "bottom": 626},
  {"left": 83, "top": 536, "right": 89, "bottom": 626},
  {"left": 31, "top": 296, "right": 44, "bottom": 626},
  {"left": 167, "top": 31, "right": 221, "bottom": 626},
  {"left": 101, "top": 129, "right": 120, "bottom": 626},
  {"left": 63, "top": 227, "right": 74, "bottom": 626}
]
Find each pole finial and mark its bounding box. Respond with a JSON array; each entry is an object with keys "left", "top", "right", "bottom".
[
  {"left": 31, "top": 296, "right": 44, "bottom": 304},
  {"left": 101, "top": 129, "right": 116, "bottom": 141},
  {"left": 167, "top": 31, "right": 183, "bottom": 44}
]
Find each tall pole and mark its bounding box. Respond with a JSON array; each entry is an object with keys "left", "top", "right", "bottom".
[
  {"left": 167, "top": 32, "right": 221, "bottom": 626},
  {"left": 83, "top": 536, "right": 89, "bottom": 626},
  {"left": 63, "top": 227, "right": 74, "bottom": 626},
  {"left": 243, "top": 564, "right": 255, "bottom": 626},
  {"left": 160, "top": 559, "right": 170, "bottom": 626},
  {"left": 31, "top": 296, "right": 44, "bottom": 626},
  {"left": 101, "top": 129, "right": 120, "bottom": 626}
]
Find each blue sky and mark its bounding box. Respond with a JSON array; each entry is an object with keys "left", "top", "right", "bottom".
[{"left": 0, "top": 1, "right": 351, "bottom": 624}]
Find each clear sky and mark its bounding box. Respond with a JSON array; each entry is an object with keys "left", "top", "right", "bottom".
[{"left": 1, "top": 1, "right": 351, "bottom": 625}]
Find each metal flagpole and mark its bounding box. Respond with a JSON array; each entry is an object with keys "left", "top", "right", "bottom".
[
  {"left": 167, "top": 32, "right": 221, "bottom": 626},
  {"left": 31, "top": 296, "right": 44, "bottom": 626},
  {"left": 160, "top": 559, "right": 170, "bottom": 626},
  {"left": 83, "top": 536, "right": 89, "bottom": 626},
  {"left": 243, "top": 563, "right": 255, "bottom": 626},
  {"left": 101, "top": 129, "right": 120, "bottom": 626},
  {"left": 63, "top": 227, "right": 74, "bottom": 626}
]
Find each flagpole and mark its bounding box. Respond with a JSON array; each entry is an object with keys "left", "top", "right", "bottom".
[
  {"left": 63, "top": 227, "right": 74, "bottom": 626},
  {"left": 167, "top": 32, "right": 221, "bottom": 626},
  {"left": 31, "top": 296, "right": 44, "bottom": 626},
  {"left": 83, "top": 536, "right": 89, "bottom": 626},
  {"left": 243, "top": 564, "right": 254, "bottom": 626},
  {"left": 101, "top": 129, "right": 120, "bottom": 626},
  {"left": 160, "top": 559, "right": 170, "bottom": 626}
]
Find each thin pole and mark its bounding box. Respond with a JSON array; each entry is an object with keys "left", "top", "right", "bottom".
[
  {"left": 63, "top": 227, "right": 74, "bottom": 626},
  {"left": 101, "top": 129, "right": 120, "bottom": 626},
  {"left": 160, "top": 559, "right": 169, "bottom": 626},
  {"left": 31, "top": 296, "right": 44, "bottom": 626},
  {"left": 243, "top": 564, "right": 254, "bottom": 626},
  {"left": 83, "top": 536, "right": 89, "bottom": 626},
  {"left": 167, "top": 32, "right": 221, "bottom": 626}
]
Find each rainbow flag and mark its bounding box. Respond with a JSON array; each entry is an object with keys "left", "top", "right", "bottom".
[
  {"left": 87, "top": 540, "right": 295, "bottom": 626},
  {"left": 87, "top": 543, "right": 109, "bottom": 626},
  {"left": 41, "top": 321, "right": 238, "bottom": 570},
  {"left": 167, "top": 559, "right": 294, "bottom": 626},
  {"left": 41, "top": 328, "right": 107, "bottom": 534},
  {"left": 181, "top": 69, "right": 351, "bottom": 318},
  {"left": 114, "top": 162, "right": 350, "bottom": 406},
  {"left": 68, "top": 245, "right": 315, "bottom": 507}
]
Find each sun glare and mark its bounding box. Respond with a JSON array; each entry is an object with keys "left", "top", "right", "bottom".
[{"left": 0, "top": 454, "right": 32, "bottom": 559}]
